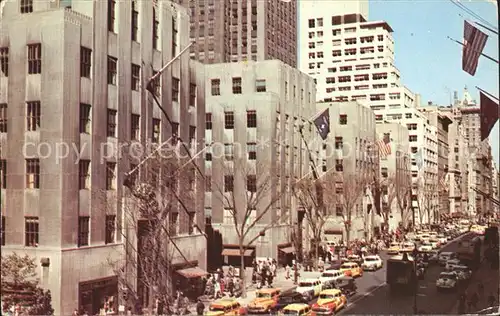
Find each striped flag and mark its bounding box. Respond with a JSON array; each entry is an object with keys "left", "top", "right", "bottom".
[
  {"left": 439, "top": 176, "right": 448, "bottom": 192},
  {"left": 462, "top": 21, "right": 488, "bottom": 76},
  {"left": 376, "top": 133, "right": 391, "bottom": 158}
]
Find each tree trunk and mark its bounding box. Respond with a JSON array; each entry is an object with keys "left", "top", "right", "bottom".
[
  {"left": 344, "top": 224, "right": 351, "bottom": 244},
  {"left": 314, "top": 230, "right": 320, "bottom": 271},
  {"left": 240, "top": 243, "right": 247, "bottom": 298}
]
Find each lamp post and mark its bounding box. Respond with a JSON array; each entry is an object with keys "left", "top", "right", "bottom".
[{"left": 412, "top": 247, "right": 419, "bottom": 314}]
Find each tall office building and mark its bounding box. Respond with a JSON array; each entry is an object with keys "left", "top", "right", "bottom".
[
  {"left": 0, "top": 0, "right": 206, "bottom": 314},
  {"left": 181, "top": 0, "right": 297, "bottom": 67},
  {"left": 204, "top": 60, "right": 316, "bottom": 260}
]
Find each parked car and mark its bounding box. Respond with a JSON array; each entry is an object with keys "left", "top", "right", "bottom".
[
  {"left": 296, "top": 279, "right": 322, "bottom": 301},
  {"left": 272, "top": 291, "right": 309, "bottom": 312},
  {"left": 361, "top": 255, "right": 383, "bottom": 271},
  {"left": 436, "top": 272, "right": 458, "bottom": 291}
]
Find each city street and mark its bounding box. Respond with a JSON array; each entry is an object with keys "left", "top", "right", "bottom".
[{"left": 339, "top": 233, "right": 480, "bottom": 315}]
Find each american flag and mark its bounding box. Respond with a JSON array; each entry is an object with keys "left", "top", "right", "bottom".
[
  {"left": 462, "top": 21, "right": 488, "bottom": 76},
  {"left": 376, "top": 133, "right": 391, "bottom": 158}
]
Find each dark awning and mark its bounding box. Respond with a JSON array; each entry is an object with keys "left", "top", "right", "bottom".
[
  {"left": 280, "top": 246, "right": 295, "bottom": 254},
  {"left": 221, "top": 248, "right": 254, "bottom": 257},
  {"left": 176, "top": 267, "right": 208, "bottom": 279},
  {"left": 324, "top": 229, "right": 343, "bottom": 235}
]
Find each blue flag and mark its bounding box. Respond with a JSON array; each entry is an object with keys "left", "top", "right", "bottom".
[{"left": 314, "top": 108, "right": 330, "bottom": 140}]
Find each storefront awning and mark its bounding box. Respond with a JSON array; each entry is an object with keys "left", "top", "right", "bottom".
[
  {"left": 324, "top": 229, "right": 343, "bottom": 235},
  {"left": 279, "top": 246, "right": 295, "bottom": 254},
  {"left": 221, "top": 248, "right": 254, "bottom": 257},
  {"left": 176, "top": 267, "right": 208, "bottom": 279}
]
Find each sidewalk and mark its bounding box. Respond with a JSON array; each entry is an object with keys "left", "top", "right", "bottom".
[{"left": 453, "top": 260, "right": 499, "bottom": 314}]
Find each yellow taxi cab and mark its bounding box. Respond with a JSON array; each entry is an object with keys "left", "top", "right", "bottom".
[
  {"left": 386, "top": 242, "right": 400, "bottom": 255},
  {"left": 339, "top": 262, "right": 363, "bottom": 278},
  {"left": 280, "top": 303, "right": 312, "bottom": 316},
  {"left": 400, "top": 242, "right": 415, "bottom": 253},
  {"left": 246, "top": 288, "right": 281, "bottom": 314},
  {"left": 311, "top": 289, "right": 347, "bottom": 315},
  {"left": 206, "top": 298, "right": 246, "bottom": 316}
]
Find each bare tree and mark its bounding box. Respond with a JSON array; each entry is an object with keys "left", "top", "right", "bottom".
[
  {"left": 413, "top": 178, "right": 437, "bottom": 225},
  {"left": 109, "top": 153, "right": 201, "bottom": 313},
  {"left": 395, "top": 176, "right": 412, "bottom": 229},
  {"left": 292, "top": 171, "right": 337, "bottom": 270},
  {"left": 211, "top": 159, "right": 284, "bottom": 298},
  {"left": 380, "top": 175, "right": 398, "bottom": 230},
  {"left": 337, "top": 173, "right": 369, "bottom": 243}
]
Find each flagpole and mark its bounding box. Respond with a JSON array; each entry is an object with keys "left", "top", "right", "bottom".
[
  {"left": 447, "top": 36, "right": 499, "bottom": 64},
  {"left": 476, "top": 86, "right": 500, "bottom": 102},
  {"left": 473, "top": 20, "right": 499, "bottom": 35}
]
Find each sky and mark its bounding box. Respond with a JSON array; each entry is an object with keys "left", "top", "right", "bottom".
[{"left": 369, "top": 0, "right": 499, "bottom": 166}]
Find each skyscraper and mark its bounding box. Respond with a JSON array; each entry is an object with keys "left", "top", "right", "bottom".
[{"left": 181, "top": 0, "right": 297, "bottom": 67}]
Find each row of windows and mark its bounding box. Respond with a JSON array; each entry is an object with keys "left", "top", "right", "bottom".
[
  {"left": 204, "top": 143, "right": 258, "bottom": 162},
  {"left": 0, "top": 44, "right": 41, "bottom": 76},
  {"left": 205, "top": 111, "right": 257, "bottom": 129},
  {"left": 0, "top": 215, "right": 116, "bottom": 247}
]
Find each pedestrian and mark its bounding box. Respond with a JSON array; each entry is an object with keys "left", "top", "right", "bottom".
[
  {"left": 196, "top": 299, "right": 205, "bottom": 315},
  {"left": 285, "top": 264, "right": 290, "bottom": 280}
]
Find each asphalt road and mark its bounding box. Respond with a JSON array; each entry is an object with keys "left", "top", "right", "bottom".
[{"left": 338, "top": 233, "right": 478, "bottom": 315}]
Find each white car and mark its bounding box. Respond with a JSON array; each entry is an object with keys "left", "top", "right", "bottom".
[
  {"left": 418, "top": 242, "right": 433, "bottom": 252},
  {"left": 362, "top": 255, "right": 383, "bottom": 271},
  {"left": 436, "top": 235, "right": 448, "bottom": 244},
  {"left": 319, "top": 270, "right": 344, "bottom": 287},
  {"left": 438, "top": 252, "right": 456, "bottom": 265},
  {"left": 436, "top": 272, "right": 458, "bottom": 290},
  {"left": 296, "top": 279, "right": 322, "bottom": 299},
  {"left": 445, "top": 259, "right": 462, "bottom": 271},
  {"left": 451, "top": 265, "right": 472, "bottom": 280}
]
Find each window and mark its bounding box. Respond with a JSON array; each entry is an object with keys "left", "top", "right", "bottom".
[
  {"left": 25, "top": 217, "right": 39, "bottom": 247},
  {"left": 107, "top": 56, "right": 117, "bottom": 85},
  {"left": 80, "top": 47, "right": 92, "bottom": 78},
  {"left": 1, "top": 47, "right": 9, "bottom": 77},
  {"left": 78, "top": 216, "right": 90, "bottom": 247},
  {"left": 224, "top": 144, "right": 233, "bottom": 160},
  {"left": 106, "top": 162, "right": 116, "bottom": 190},
  {"left": 205, "top": 176, "right": 212, "bottom": 191},
  {"left": 255, "top": 79, "right": 266, "bottom": 92},
  {"left": 247, "top": 175, "right": 256, "bottom": 192},
  {"left": 0, "top": 103, "right": 6, "bottom": 133},
  {"left": 20, "top": 0, "right": 33, "bottom": 13},
  {"left": 151, "top": 71, "right": 160, "bottom": 96},
  {"left": 131, "top": 64, "right": 140, "bottom": 91},
  {"left": 381, "top": 167, "right": 388, "bottom": 178},
  {"left": 172, "top": 17, "right": 178, "bottom": 56},
  {"left": 131, "top": 1, "right": 139, "bottom": 41},
  {"left": 308, "top": 19, "right": 315, "bottom": 28},
  {"left": 108, "top": 0, "right": 116, "bottom": 32},
  {"left": 248, "top": 142, "right": 256, "bottom": 160},
  {"left": 335, "top": 137, "right": 343, "bottom": 149},
  {"left": 339, "top": 114, "right": 347, "bottom": 125},
  {"left": 0, "top": 216, "right": 4, "bottom": 246},
  {"left": 409, "top": 135, "right": 417, "bottom": 142},
  {"left": 247, "top": 110, "right": 257, "bottom": 128},
  {"left": 189, "top": 126, "right": 196, "bottom": 144},
  {"left": 79, "top": 160, "right": 90, "bottom": 190},
  {"left": 188, "top": 212, "right": 196, "bottom": 235},
  {"left": 152, "top": 118, "right": 161, "bottom": 143},
  {"left": 211, "top": 79, "right": 220, "bottom": 95},
  {"left": 79, "top": 103, "right": 91, "bottom": 134},
  {"left": 105, "top": 215, "right": 116, "bottom": 244},
  {"left": 317, "top": 18, "right": 323, "bottom": 27},
  {"left": 335, "top": 159, "right": 343, "bottom": 172},
  {"left": 107, "top": 109, "right": 117, "bottom": 137},
  {"left": 171, "top": 122, "right": 179, "bottom": 145},
  {"left": 27, "top": 44, "right": 41, "bottom": 74},
  {"left": 232, "top": 77, "right": 242, "bottom": 94},
  {"left": 224, "top": 111, "right": 234, "bottom": 129},
  {"left": 26, "top": 159, "right": 40, "bottom": 189},
  {"left": 172, "top": 77, "right": 180, "bottom": 102},
  {"left": 0, "top": 159, "right": 5, "bottom": 189},
  {"left": 169, "top": 212, "right": 179, "bottom": 235},
  {"left": 224, "top": 175, "right": 234, "bottom": 192},
  {"left": 189, "top": 83, "right": 197, "bottom": 107},
  {"left": 131, "top": 114, "right": 140, "bottom": 140},
  {"left": 206, "top": 113, "right": 212, "bottom": 130}
]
